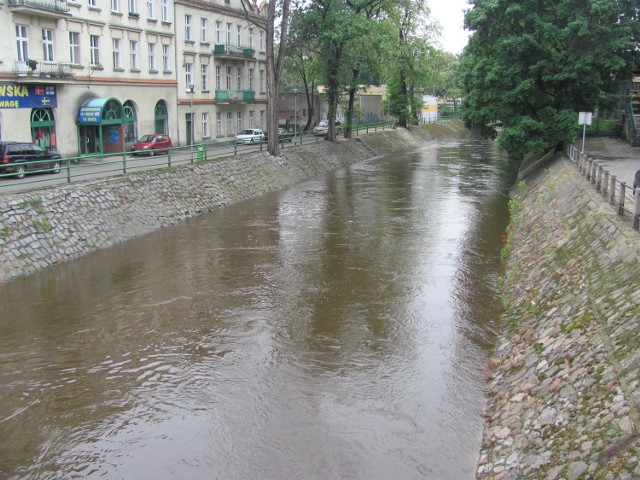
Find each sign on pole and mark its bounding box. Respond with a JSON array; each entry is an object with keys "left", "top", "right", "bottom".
[
  {"left": 578, "top": 112, "right": 593, "bottom": 126},
  {"left": 579, "top": 112, "right": 593, "bottom": 153}
]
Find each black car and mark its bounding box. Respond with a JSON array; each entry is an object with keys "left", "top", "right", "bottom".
[{"left": 0, "top": 142, "right": 62, "bottom": 179}]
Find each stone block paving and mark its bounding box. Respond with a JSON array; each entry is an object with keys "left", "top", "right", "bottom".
[{"left": 477, "top": 156, "right": 640, "bottom": 480}]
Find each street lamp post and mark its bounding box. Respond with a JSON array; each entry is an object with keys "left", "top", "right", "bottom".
[
  {"left": 189, "top": 84, "right": 195, "bottom": 146},
  {"left": 293, "top": 89, "right": 298, "bottom": 143}
]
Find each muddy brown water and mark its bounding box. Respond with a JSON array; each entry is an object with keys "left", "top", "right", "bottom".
[{"left": 0, "top": 138, "right": 516, "bottom": 479}]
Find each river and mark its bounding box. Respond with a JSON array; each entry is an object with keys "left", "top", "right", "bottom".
[{"left": 0, "top": 136, "right": 516, "bottom": 479}]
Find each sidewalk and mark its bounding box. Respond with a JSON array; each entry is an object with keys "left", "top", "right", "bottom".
[{"left": 583, "top": 136, "right": 639, "bottom": 186}]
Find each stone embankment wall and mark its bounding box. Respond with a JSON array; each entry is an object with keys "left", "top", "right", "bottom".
[
  {"left": 0, "top": 122, "right": 467, "bottom": 284},
  {"left": 477, "top": 154, "right": 640, "bottom": 479}
]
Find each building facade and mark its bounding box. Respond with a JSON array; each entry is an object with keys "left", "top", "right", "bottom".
[{"left": 0, "top": 0, "right": 267, "bottom": 157}]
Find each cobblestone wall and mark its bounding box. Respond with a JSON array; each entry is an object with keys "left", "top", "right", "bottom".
[
  {"left": 0, "top": 127, "right": 438, "bottom": 284},
  {"left": 477, "top": 155, "right": 640, "bottom": 479}
]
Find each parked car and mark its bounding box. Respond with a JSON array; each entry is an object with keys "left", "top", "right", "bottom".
[
  {"left": 266, "top": 128, "right": 294, "bottom": 143},
  {"left": 129, "top": 134, "right": 172, "bottom": 155},
  {"left": 0, "top": 141, "right": 62, "bottom": 179},
  {"left": 313, "top": 120, "right": 342, "bottom": 136},
  {"left": 235, "top": 129, "right": 265, "bottom": 144}
]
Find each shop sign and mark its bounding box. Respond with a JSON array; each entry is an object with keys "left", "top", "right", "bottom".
[{"left": 0, "top": 84, "right": 57, "bottom": 109}]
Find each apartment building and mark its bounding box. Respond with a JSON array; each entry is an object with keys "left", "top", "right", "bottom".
[{"left": 0, "top": 0, "right": 267, "bottom": 157}]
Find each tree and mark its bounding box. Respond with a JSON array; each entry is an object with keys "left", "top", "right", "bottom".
[
  {"left": 242, "top": 0, "right": 291, "bottom": 156},
  {"left": 290, "top": 0, "right": 389, "bottom": 141},
  {"left": 381, "top": 0, "right": 440, "bottom": 127},
  {"left": 460, "top": 0, "right": 640, "bottom": 161}
]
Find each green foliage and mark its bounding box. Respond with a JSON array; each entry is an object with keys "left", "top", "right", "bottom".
[
  {"left": 18, "top": 196, "right": 43, "bottom": 210},
  {"left": 32, "top": 215, "right": 52, "bottom": 233},
  {"left": 287, "top": 0, "right": 447, "bottom": 132},
  {"left": 459, "top": 0, "right": 640, "bottom": 161}
]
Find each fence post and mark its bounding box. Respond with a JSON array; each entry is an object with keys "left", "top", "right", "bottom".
[
  {"left": 603, "top": 171, "right": 609, "bottom": 198},
  {"left": 591, "top": 160, "right": 597, "bottom": 185},
  {"left": 633, "top": 192, "right": 640, "bottom": 230},
  {"left": 582, "top": 155, "right": 591, "bottom": 180},
  {"left": 618, "top": 182, "right": 626, "bottom": 215},
  {"left": 66, "top": 158, "right": 71, "bottom": 183},
  {"left": 122, "top": 151, "right": 127, "bottom": 174},
  {"left": 168, "top": 148, "right": 172, "bottom": 168},
  {"left": 610, "top": 175, "right": 616, "bottom": 205},
  {"left": 596, "top": 165, "right": 603, "bottom": 192}
]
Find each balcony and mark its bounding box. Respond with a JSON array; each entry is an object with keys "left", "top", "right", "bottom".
[
  {"left": 14, "top": 61, "right": 74, "bottom": 80},
  {"left": 8, "top": 0, "right": 71, "bottom": 18},
  {"left": 213, "top": 44, "right": 256, "bottom": 60},
  {"left": 215, "top": 90, "right": 256, "bottom": 103}
]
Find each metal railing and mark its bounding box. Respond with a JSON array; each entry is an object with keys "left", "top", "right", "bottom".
[
  {"left": 215, "top": 90, "right": 255, "bottom": 102},
  {"left": 0, "top": 121, "right": 395, "bottom": 191},
  {"left": 566, "top": 144, "right": 640, "bottom": 230},
  {"left": 625, "top": 99, "right": 638, "bottom": 145},
  {"left": 213, "top": 44, "right": 255, "bottom": 59},
  {"left": 14, "top": 60, "right": 74, "bottom": 78},
  {"left": 9, "top": 0, "right": 70, "bottom": 13}
]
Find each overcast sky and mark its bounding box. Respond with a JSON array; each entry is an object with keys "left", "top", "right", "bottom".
[{"left": 427, "top": 0, "right": 471, "bottom": 55}]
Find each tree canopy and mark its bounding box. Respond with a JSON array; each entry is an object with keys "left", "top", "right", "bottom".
[
  {"left": 459, "top": 0, "right": 640, "bottom": 160},
  {"left": 285, "top": 0, "right": 448, "bottom": 138}
]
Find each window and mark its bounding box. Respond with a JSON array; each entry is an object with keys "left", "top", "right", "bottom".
[
  {"left": 88, "top": 0, "right": 96, "bottom": 6},
  {"left": 42, "top": 29, "right": 54, "bottom": 62},
  {"left": 162, "top": 44, "right": 170, "bottom": 71},
  {"left": 226, "top": 66, "right": 232, "bottom": 90},
  {"left": 215, "top": 21, "right": 221, "bottom": 44},
  {"left": 202, "top": 113, "right": 210, "bottom": 138},
  {"left": 236, "top": 25, "right": 241, "bottom": 46},
  {"left": 237, "top": 112, "right": 242, "bottom": 132},
  {"left": 146, "top": 0, "right": 154, "bottom": 19},
  {"left": 128, "top": 0, "right": 137, "bottom": 13},
  {"left": 248, "top": 68, "right": 254, "bottom": 91},
  {"left": 200, "top": 18, "right": 208, "bottom": 42},
  {"left": 148, "top": 43, "right": 156, "bottom": 71},
  {"left": 259, "top": 69, "right": 265, "bottom": 92},
  {"left": 249, "top": 110, "right": 254, "bottom": 128},
  {"left": 259, "top": 30, "right": 264, "bottom": 51},
  {"left": 161, "top": 0, "right": 169, "bottom": 21},
  {"left": 226, "top": 23, "right": 232, "bottom": 46},
  {"left": 185, "top": 62, "right": 193, "bottom": 89},
  {"left": 216, "top": 112, "right": 223, "bottom": 136},
  {"left": 185, "top": 15, "right": 192, "bottom": 40},
  {"left": 201, "top": 64, "right": 209, "bottom": 90},
  {"left": 226, "top": 112, "right": 233, "bottom": 135},
  {"left": 90, "top": 35, "right": 101, "bottom": 66},
  {"left": 15, "top": 25, "right": 28, "bottom": 64},
  {"left": 236, "top": 67, "right": 242, "bottom": 90},
  {"left": 69, "top": 32, "right": 80, "bottom": 64},
  {"left": 130, "top": 40, "right": 139, "bottom": 69},
  {"left": 260, "top": 110, "right": 265, "bottom": 129},
  {"left": 249, "top": 28, "right": 254, "bottom": 48},
  {"left": 111, "top": 0, "right": 120, "bottom": 11},
  {"left": 113, "top": 38, "right": 122, "bottom": 68},
  {"left": 215, "top": 66, "right": 221, "bottom": 90}
]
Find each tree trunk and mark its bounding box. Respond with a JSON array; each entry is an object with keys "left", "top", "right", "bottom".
[
  {"left": 344, "top": 68, "right": 359, "bottom": 139},
  {"left": 265, "top": 2, "right": 279, "bottom": 156},
  {"left": 304, "top": 81, "right": 315, "bottom": 131},
  {"left": 263, "top": 0, "right": 290, "bottom": 156},
  {"left": 398, "top": 68, "right": 408, "bottom": 128},
  {"left": 325, "top": 45, "right": 343, "bottom": 142}
]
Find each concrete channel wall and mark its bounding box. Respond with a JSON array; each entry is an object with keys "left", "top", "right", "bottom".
[
  {"left": 0, "top": 122, "right": 467, "bottom": 284},
  {"left": 477, "top": 154, "right": 640, "bottom": 479}
]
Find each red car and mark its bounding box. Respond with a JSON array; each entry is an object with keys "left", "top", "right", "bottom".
[{"left": 129, "top": 134, "right": 172, "bottom": 156}]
